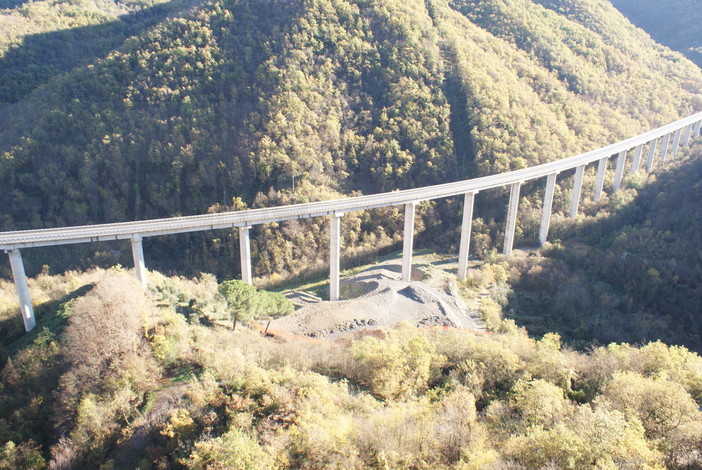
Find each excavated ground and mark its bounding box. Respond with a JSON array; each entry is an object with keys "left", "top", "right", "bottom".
[{"left": 271, "top": 258, "right": 485, "bottom": 339}]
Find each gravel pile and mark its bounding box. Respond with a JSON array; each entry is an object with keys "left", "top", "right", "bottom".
[{"left": 271, "top": 262, "right": 485, "bottom": 339}]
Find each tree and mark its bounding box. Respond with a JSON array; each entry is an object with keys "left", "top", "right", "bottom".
[
  {"left": 218, "top": 280, "right": 258, "bottom": 331},
  {"left": 218, "top": 280, "right": 294, "bottom": 330}
]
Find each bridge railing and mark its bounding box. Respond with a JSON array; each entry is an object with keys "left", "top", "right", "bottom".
[{"left": 3, "top": 112, "right": 702, "bottom": 331}]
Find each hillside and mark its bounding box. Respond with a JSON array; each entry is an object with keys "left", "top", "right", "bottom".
[
  {"left": 2, "top": 269, "right": 702, "bottom": 468},
  {"left": 505, "top": 145, "right": 702, "bottom": 350},
  {"left": 0, "top": 0, "right": 701, "bottom": 280},
  {"left": 609, "top": 0, "right": 702, "bottom": 67}
]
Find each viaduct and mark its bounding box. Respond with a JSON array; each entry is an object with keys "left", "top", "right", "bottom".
[{"left": 2, "top": 112, "right": 701, "bottom": 332}]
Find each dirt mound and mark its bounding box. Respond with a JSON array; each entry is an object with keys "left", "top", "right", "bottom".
[{"left": 272, "top": 261, "right": 484, "bottom": 339}]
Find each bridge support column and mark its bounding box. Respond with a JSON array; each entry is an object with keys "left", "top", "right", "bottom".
[
  {"left": 539, "top": 173, "right": 557, "bottom": 246},
  {"left": 7, "top": 249, "right": 36, "bottom": 332},
  {"left": 645, "top": 139, "right": 658, "bottom": 172},
  {"left": 569, "top": 165, "right": 585, "bottom": 217},
  {"left": 131, "top": 236, "right": 148, "bottom": 290},
  {"left": 613, "top": 150, "right": 627, "bottom": 192},
  {"left": 694, "top": 121, "right": 702, "bottom": 138},
  {"left": 457, "top": 192, "right": 476, "bottom": 282},
  {"left": 503, "top": 182, "right": 522, "bottom": 256},
  {"left": 593, "top": 158, "right": 607, "bottom": 201},
  {"left": 659, "top": 133, "right": 671, "bottom": 165},
  {"left": 671, "top": 128, "right": 682, "bottom": 159},
  {"left": 682, "top": 124, "right": 693, "bottom": 147},
  {"left": 402, "top": 202, "right": 418, "bottom": 282},
  {"left": 630, "top": 144, "right": 643, "bottom": 175},
  {"left": 329, "top": 213, "right": 343, "bottom": 301},
  {"left": 239, "top": 226, "right": 252, "bottom": 284}
]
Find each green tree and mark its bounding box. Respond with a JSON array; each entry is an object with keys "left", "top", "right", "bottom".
[{"left": 218, "top": 279, "right": 293, "bottom": 330}]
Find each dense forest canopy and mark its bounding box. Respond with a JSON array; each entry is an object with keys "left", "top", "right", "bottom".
[
  {"left": 0, "top": 0, "right": 701, "bottom": 280},
  {"left": 609, "top": 0, "right": 702, "bottom": 67},
  {"left": 3, "top": 269, "right": 702, "bottom": 468},
  {"left": 2, "top": 1, "right": 702, "bottom": 467},
  {"left": 504, "top": 147, "right": 702, "bottom": 351}
]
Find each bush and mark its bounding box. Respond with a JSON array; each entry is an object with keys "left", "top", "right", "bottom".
[
  {"left": 182, "top": 428, "right": 272, "bottom": 470},
  {"left": 349, "top": 323, "right": 444, "bottom": 400}
]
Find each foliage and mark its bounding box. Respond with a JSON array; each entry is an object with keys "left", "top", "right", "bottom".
[
  {"left": 2, "top": 269, "right": 702, "bottom": 467},
  {"left": 0, "top": 0, "right": 700, "bottom": 282},
  {"left": 219, "top": 279, "right": 294, "bottom": 328},
  {"left": 609, "top": 0, "right": 702, "bottom": 67},
  {"left": 506, "top": 152, "right": 702, "bottom": 350}
]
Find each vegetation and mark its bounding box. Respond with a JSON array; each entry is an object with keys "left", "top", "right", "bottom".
[
  {"left": 609, "top": 0, "right": 702, "bottom": 67},
  {"left": 2, "top": 1, "right": 702, "bottom": 464},
  {"left": 503, "top": 144, "right": 702, "bottom": 351},
  {"left": 219, "top": 279, "right": 293, "bottom": 329},
  {"left": 1, "top": 0, "right": 701, "bottom": 282},
  {"left": 2, "top": 269, "right": 702, "bottom": 468}
]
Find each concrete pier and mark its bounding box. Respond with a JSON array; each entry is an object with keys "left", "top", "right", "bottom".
[
  {"left": 130, "top": 236, "right": 148, "bottom": 290},
  {"left": 695, "top": 121, "right": 702, "bottom": 138},
  {"left": 645, "top": 139, "right": 658, "bottom": 172},
  {"left": 457, "top": 192, "right": 476, "bottom": 282},
  {"left": 630, "top": 144, "right": 643, "bottom": 175},
  {"left": 613, "top": 150, "right": 627, "bottom": 192},
  {"left": 682, "top": 124, "right": 692, "bottom": 147},
  {"left": 239, "top": 226, "right": 252, "bottom": 284},
  {"left": 539, "top": 173, "right": 557, "bottom": 245},
  {"left": 569, "top": 165, "right": 585, "bottom": 217},
  {"left": 7, "top": 249, "right": 36, "bottom": 332},
  {"left": 329, "top": 213, "right": 343, "bottom": 301},
  {"left": 401, "top": 202, "right": 418, "bottom": 282},
  {"left": 671, "top": 128, "right": 682, "bottom": 158},
  {"left": 503, "top": 182, "right": 522, "bottom": 256},
  {"left": 659, "top": 133, "right": 671, "bottom": 165},
  {"left": 593, "top": 157, "right": 607, "bottom": 201}
]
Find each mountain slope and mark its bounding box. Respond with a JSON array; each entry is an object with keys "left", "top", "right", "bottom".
[
  {"left": 507, "top": 148, "right": 702, "bottom": 350},
  {"left": 0, "top": 0, "right": 700, "bottom": 279},
  {"left": 609, "top": 0, "right": 702, "bottom": 67}
]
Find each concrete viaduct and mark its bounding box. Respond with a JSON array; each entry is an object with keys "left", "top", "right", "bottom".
[{"left": 2, "top": 112, "right": 701, "bottom": 332}]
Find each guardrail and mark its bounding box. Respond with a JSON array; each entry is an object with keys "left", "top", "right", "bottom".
[{"left": 3, "top": 112, "right": 702, "bottom": 332}]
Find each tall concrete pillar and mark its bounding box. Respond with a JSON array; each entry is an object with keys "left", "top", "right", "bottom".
[
  {"left": 539, "top": 173, "right": 557, "bottom": 246},
  {"left": 694, "top": 120, "right": 702, "bottom": 138},
  {"left": 682, "top": 124, "right": 693, "bottom": 147},
  {"left": 503, "top": 182, "right": 522, "bottom": 256},
  {"left": 130, "top": 236, "right": 148, "bottom": 290},
  {"left": 613, "top": 150, "right": 627, "bottom": 192},
  {"left": 659, "top": 133, "right": 671, "bottom": 165},
  {"left": 401, "top": 202, "right": 418, "bottom": 282},
  {"left": 671, "top": 128, "right": 682, "bottom": 158},
  {"left": 593, "top": 157, "right": 607, "bottom": 201},
  {"left": 238, "top": 226, "right": 252, "bottom": 284},
  {"left": 645, "top": 139, "right": 658, "bottom": 172},
  {"left": 630, "top": 144, "right": 643, "bottom": 175},
  {"left": 329, "top": 213, "right": 343, "bottom": 301},
  {"left": 569, "top": 165, "right": 585, "bottom": 217},
  {"left": 457, "top": 192, "right": 476, "bottom": 282},
  {"left": 7, "top": 249, "right": 36, "bottom": 332}
]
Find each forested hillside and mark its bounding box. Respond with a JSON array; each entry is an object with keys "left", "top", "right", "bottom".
[
  {"left": 505, "top": 147, "right": 702, "bottom": 350},
  {"left": 3, "top": 270, "right": 702, "bottom": 468},
  {"left": 1, "top": 0, "right": 701, "bottom": 280},
  {"left": 609, "top": 0, "right": 702, "bottom": 67}
]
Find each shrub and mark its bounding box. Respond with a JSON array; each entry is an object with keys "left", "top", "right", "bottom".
[
  {"left": 598, "top": 371, "right": 701, "bottom": 439},
  {"left": 0, "top": 441, "right": 45, "bottom": 470},
  {"left": 349, "top": 323, "right": 444, "bottom": 400},
  {"left": 182, "top": 428, "right": 272, "bottom": 470}
]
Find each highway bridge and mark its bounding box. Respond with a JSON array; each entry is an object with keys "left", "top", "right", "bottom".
[{"left": 2, "top": 112, "right": 702, "bottom": 331}]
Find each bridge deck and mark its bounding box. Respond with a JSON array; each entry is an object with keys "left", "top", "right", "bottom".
[{"left": 1, "top": 112, "right": 701, "bottom": 251}]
